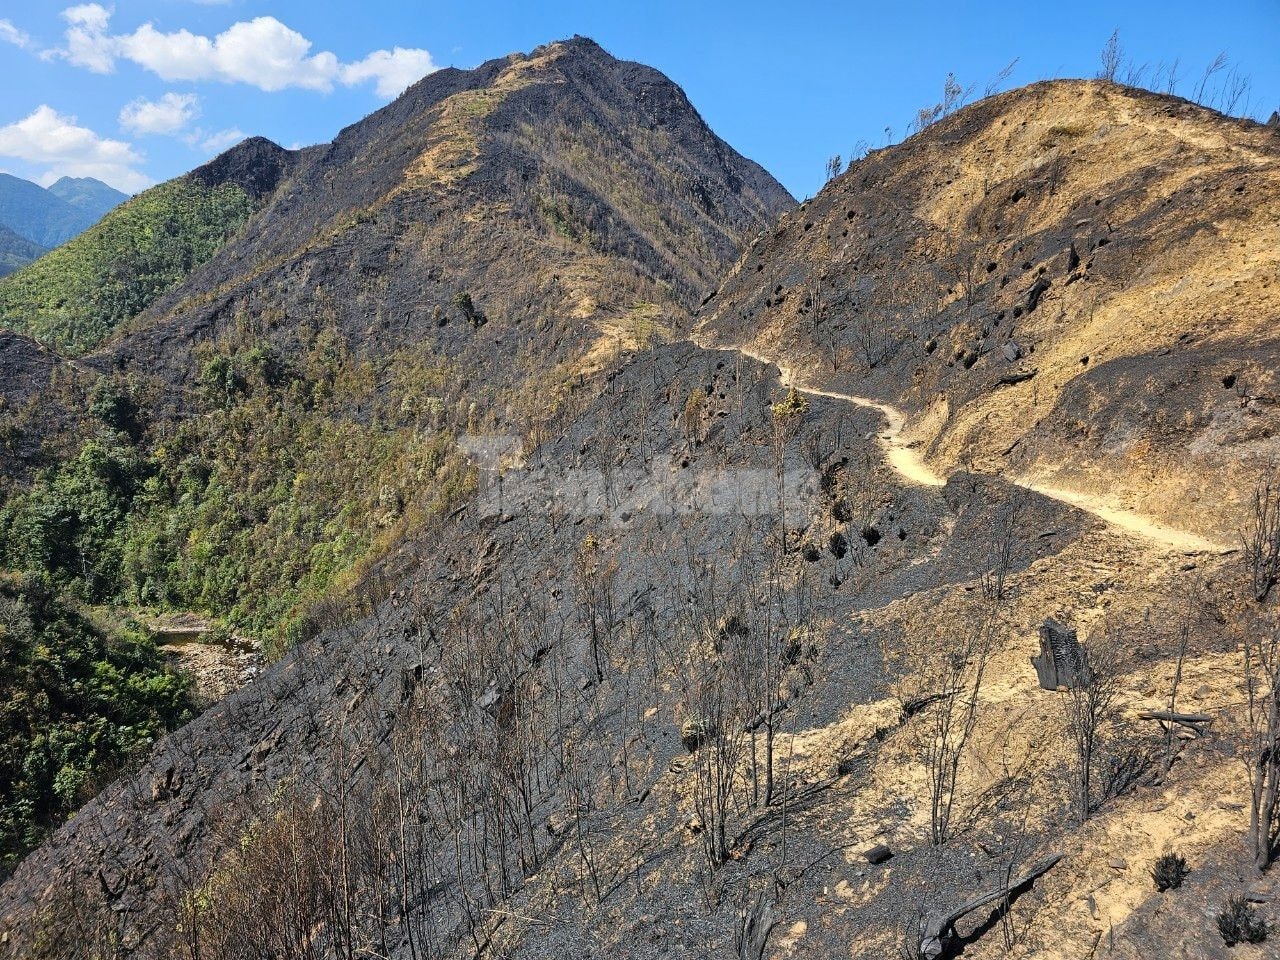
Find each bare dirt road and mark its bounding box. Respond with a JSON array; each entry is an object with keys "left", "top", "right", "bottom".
[{"left": 707, "top": 341, "right": 1231, "bottom": 555}]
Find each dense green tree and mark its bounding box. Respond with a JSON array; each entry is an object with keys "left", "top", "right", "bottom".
[{"left": 0, "top": 572, "right": 190, "bottom": 874}]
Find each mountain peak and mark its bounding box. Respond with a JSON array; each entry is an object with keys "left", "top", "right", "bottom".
[
  {"left": 0, "top": 171, "right": 123, "bottom": 250},
  {"left": 188, "top": 136, "right": 297, "bottom": 201}
]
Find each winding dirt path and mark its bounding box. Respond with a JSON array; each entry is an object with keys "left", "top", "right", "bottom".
[{"left": 710, "top": 341, "right": 1231, "bottom": 555}]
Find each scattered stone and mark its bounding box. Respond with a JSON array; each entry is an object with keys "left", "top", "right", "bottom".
[
  {"left": 864, "top": 844, "right": 894, "bottom": 865},
  {"left": 1002, "top": 340, "right": 1023, "bottom": 362},
  {"left": 996, "top": 368, "right": 1038, "bottom": 386},
  {"left": 1108, "top": 858, "right": 1128, "bottom": 871},
  {"left": 1027, "top": 276, "right": 1051, "bottom": 312}
]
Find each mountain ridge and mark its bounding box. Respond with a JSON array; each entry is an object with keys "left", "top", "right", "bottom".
[
  {"left": 0, "top": 172, "right": 125, "bottom": 250},
  {"left": 699, "top": 77, "right": 1280, "bottom": 541},
  {"left": 3, "top": 54, "right": 1278, "bottom": 960}
]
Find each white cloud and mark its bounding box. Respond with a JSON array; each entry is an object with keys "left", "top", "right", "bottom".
[
  {"left": 341, "top": 47, "right": 437, "bottom": 98},
  {"left": 0, "top": 105, "right": 150, "bottom": 193},
  {"left": 64, "top": 2, "right": 109, "bottom": 31},
  {"left": 120, "top": 92, "right": 200, "bottom": 136},
  {"left": 51, "top": 7, "right": 437, "bottom": 97},
  {"left": 199, "top": 128, "right": 245, "bottom": 153},
  {"left": 0, "top": 19, "right": 34, "bottom": 50},
  {"left": 117, "top": 18, "right": 340, "bottom": 92},
  {"left": 60, "top": 3, "right": 115, "bottom": 73}
]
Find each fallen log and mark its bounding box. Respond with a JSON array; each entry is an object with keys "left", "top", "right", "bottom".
[
  {"left": 996, "top": 368, "right": 1038, "bottom": 387},
  {"left": 1137, "top": 710, "right": 1213, "bottom": 735},
  {"left": 919, "top": 853, "right": 1064, "bottom": 959}
]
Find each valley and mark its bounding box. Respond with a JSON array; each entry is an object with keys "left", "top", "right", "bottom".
[{"left": 0, "top": 28, "right": 1277, "bottom": 960}]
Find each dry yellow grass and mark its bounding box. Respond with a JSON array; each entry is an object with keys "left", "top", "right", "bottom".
[{"left": 704, "top": 80, "right": 1280, "bottom": 543}]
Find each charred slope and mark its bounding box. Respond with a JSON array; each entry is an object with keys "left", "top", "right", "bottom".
[
  {"left": 99, "top": 37, "right": 793, "bottom": 410},
  {"left": 0, "top": 334, "right": 1099, "bottom": 957},
  {"left": 3, "top": 330, "right": 1256, "bottom": 960},
  {"left": 700, "top": 79, "right": 1280, "bottom": 539},
  {"left": 0, "top": 333, "right": 76, "bottom": 476}
]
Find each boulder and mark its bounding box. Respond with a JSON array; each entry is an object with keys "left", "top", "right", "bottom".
[{"left": 864, "top": 844, "right": 894, "bottom": 864}]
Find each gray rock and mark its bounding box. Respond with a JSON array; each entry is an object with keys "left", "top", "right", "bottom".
[{"left": 864, "top": 844, "right": 894, "bottom": 864}]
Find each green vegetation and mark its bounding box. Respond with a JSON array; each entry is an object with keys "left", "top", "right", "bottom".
[
  {"left": 0, "top": 571, "right": 191, "bottom": 873},
  {"left": 0, "top": 330, "right": 474, "bottom": 867},
  {"left": 771, "top": 386, "right": 810, "bottom": 418},
  {"left": 0, "top": 331, "right": 473, "bottom": 650},
  {"left": 0, "top": 178, "right": 255, "bottom": 352}
]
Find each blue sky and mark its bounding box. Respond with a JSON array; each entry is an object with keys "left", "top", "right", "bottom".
[{"left": 1, "top": 0, "right": 1277, "bottom": 198}]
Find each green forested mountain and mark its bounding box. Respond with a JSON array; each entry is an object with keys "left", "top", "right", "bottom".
[
  {"left": 0, "top": 179, "right": 257, "bottom": 352},
  {"left": 0, "top": 139, "right": 296, "bottom": 354}
]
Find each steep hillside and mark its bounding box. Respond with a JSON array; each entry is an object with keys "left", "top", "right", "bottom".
[
  {"left": 700, "top": 80, "right": 1280, "bottom": 542},
  {"left": 0, "top": 37, "right": 791, "bottom": 650},
  {"left": 10, "top": 58, "right": 1278, "bottom": 960},
  {"left": 0, "top": 140, "right": 297, "bottom": 352},
  {"left": 100, "top": 37, "right": 792, "bottom": 403},
  {"left": 0, "top": 335, "right": 1265, "bottom": 960},
  {"left": 0, "top": 225, "right": 44, "bottom": 278}
]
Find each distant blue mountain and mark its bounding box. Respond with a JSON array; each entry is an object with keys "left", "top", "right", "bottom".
[
  {"left": 0, "top": 222, "right": 46, "bottom": 278},
  {"left": 46, "top": 176, "right": 129, "bottom": 222},
  {"left": 0, "top": 173, "right": 128, "bottom": 253}
]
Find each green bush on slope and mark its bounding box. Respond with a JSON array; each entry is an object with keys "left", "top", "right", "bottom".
[
  {"left": 0, "top": 336, "right": 473, "bottom": 646},
  {"left": 0, "top": 179, "right": 254, "bottom": 352},
  {"left": 0, "top": 571, "right": 191, "bottom": 875}
]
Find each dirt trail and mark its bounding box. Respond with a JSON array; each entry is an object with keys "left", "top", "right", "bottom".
[
  {"left": 727, "top": 343, "right": 946, "bottom": 488},
  {"left": 705, "top": 340, "right": 1231, "bottom": 555}
]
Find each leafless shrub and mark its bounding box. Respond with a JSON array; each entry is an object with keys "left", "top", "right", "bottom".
[
  {"left": 1163, "top": 584, "right": 1201, "bottom": 776},
  {"left": 981, "top": 494, "right": 1026, "bottom": 605},
  {"left": 1061, "top": 627, "right": 1127, "bottom": 821},
  {"left": 1194, "top": 52, "right": 1229, "bottom": 105},
  {"left": 984, "top": 58, "right": 1019, "bottom": 98},
  {"left": 912, "top": 607, "right": 997, "bottom": 845},
  {"left": 1242, "top": 467, "right": 1280, "bottom": 603},
  {"left": 1098, "top": 30, "right": 1122, "bottom": 82},
  {"left": 1238, "top": 610, "right": 1280, "bottom": 870},
  {"left": 685, "top": 620, "right": 749, "bottom": 867}
]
